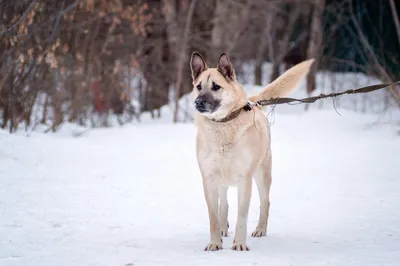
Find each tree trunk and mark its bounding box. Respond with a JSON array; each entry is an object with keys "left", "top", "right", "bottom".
[
  {"left": 162, "top": 0, "right": 179, "bottom": 62},
  {"left": 211, "top": 0, "right": 226, "bottom": 60},
  {"left": 306, "top": 0, "right": 325, "bottom": 95},
  {"left": 389, "top": 0, "right": 400, "bottom": 46},
  {"left": 255, "top": 62, "right": 263, "bottom": 85},
  {"left": 254, "top": 16, "right": 270, "bottom": 86},
  {"left": 173, "top": 0, "right": 197, "bottom": 123},
  {"left": 40, "top": 94, "right": 49, "bottom": 124},
  {"left": 267, "top": 5, "right": 300, "bottom": 84},
  {"left": 270, "top": 63, "right": 280, "bottom": 83}
]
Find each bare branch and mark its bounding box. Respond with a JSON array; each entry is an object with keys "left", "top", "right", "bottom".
[{"left": 0, "top": 0, "right": 38, "bottom": 37}]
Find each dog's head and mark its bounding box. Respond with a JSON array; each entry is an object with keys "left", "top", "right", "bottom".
[{"left": 189, "top": 52, "right": 247, "bottom": 120}]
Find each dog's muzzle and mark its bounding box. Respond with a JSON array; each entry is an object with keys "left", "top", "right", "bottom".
[
  {"left": 195, "top": 97, "right": 207, "bottom": 112},
  {"left": 194, "top": 94, "right": 220, "bottom": 113}
]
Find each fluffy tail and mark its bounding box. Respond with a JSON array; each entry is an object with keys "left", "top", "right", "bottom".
[{"left": 248, "top": 58, "right": 315, "bottom": 104}]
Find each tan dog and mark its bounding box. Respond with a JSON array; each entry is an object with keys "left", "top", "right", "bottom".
[{"left": 190, "top": 52, "right": 314, "bottom": 251}]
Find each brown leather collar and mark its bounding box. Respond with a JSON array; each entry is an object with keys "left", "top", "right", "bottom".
[{"left": 210, "top": 102, "right": 253, "bottom": 123}]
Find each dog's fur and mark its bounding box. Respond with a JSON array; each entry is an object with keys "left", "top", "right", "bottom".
[{"left": 190, "top": 52, "right": 314, "bottom": 251}]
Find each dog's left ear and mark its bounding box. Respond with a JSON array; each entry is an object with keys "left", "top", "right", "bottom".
[{"left": 217, "top": 53, "right": 235, "bottom": 81}]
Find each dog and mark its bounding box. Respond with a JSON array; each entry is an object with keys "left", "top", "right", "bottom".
[{"left": 190, "top": 52, "right": 314, "bottom": 251}]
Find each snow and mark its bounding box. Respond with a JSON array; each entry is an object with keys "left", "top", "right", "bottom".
[
  {"left": 1, "top": 106, "right": 400, "bottom": 265},
  {"left": 1, "top": 65, "right": 400, "bottom": 265}
]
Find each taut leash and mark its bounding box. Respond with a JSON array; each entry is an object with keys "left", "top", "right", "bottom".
[{"left": 254, "top": 81, "right": 400, "bottom": 107}]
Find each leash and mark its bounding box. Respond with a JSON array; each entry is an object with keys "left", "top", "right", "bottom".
[
  {"left": 212, "top": 81, "right": 399, "bottom": 123},
  {"left": 252, "top": 81, "right": 400, "bottom": 107}
]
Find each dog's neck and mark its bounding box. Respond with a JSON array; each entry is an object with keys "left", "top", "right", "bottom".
[{"left": 209, "top": 102, "right": 253, "bottom": 123}]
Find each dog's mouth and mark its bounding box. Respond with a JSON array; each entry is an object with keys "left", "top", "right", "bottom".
[
  {"left": 195, "top": 103, "right": 220, "bottom": 114},
  {"left": 195, "top": 106, "right": 210, "bottom": 113}
]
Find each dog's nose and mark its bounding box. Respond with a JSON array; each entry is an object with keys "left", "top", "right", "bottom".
[{"left": 195, "top": 98, "right": 206, "bottom": 109}]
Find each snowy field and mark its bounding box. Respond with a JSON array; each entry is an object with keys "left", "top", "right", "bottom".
[
  {"left": 1, "top": 69, "right": 400, "bottom": 265},
  {"left": 1, "top": 109, "right": 399, "bottom": 266}
]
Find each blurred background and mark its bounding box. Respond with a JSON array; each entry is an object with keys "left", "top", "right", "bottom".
[{"left": 0, "top": 0, "right": 399, "bottom": 133}]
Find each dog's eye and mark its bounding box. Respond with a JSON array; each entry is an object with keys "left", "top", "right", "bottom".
[
  {"left": 196, "top": 84, "right": 202, "bottom": 91},
  {"left": 212, "top": 83, "right": 221, "bottom": 91}
]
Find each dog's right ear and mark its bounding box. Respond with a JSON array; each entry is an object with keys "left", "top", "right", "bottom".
[{"left": 190, "top": 52, "right": 208, "bottom": 80}]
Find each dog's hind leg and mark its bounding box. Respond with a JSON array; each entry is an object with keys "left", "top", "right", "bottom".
[
  {"left": 251, "top": 155, "right": 272, "bottom": 237},
  {"left": 219, "top": 186, "right": 229, "bottom": 237}
]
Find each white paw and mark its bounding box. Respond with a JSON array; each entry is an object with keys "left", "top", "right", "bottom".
[
  {"left": 204, "top": 242, "right": 222, "bottom": 251},
  {"left": 251, "top": 229, "right": 266, "bottom": 237},
  {"left": 232, "top": 242, "right": 250, "bottom": 251}
]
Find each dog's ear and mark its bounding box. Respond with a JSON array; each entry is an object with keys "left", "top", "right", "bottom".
[
  {"left": 217, "top": 53, "right": 235, "bottom": 81},
  {"left": 190, "top": 52, "right": 208, "bottom": 80}
]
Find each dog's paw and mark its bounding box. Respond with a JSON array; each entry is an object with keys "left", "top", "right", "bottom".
[
  {"left": 204, "top": 242, "right": 223, "bottom": 251},
  {"left": 251, "top": 229, "right": 266, "bottom": 237},
  {"left": 221, "top": 228, "right": 228, "bottom": 237},
  {"left": 232, "top": 242, "right": 250, "bottom": 251},
  {"left": 220, "top": 221, "right": 229, "bottom": 237}
]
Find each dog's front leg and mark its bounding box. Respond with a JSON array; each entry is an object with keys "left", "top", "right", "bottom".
[
  {"left": 232, "top": 178, "right": 252, "bottom": 251},
  {"left": 203, "top": 180, "right": 222, "bottom": 251},
  {"left": 219, "top": 186, "right": 229, "bottom": 237}
]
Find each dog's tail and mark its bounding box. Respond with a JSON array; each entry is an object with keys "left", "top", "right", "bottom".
[{"left": 248, "top": 58, "right": 315, "bottom": 105}]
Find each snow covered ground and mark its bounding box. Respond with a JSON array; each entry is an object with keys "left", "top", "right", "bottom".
[
  {"left": 1, "top": 64, "right": 400, "bottom": 265},
  {"left": 1, "top": 105, "right": 400, "bottom": 265}
]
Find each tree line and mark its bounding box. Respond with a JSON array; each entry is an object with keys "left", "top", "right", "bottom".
[{"left": 1, "top": 0, "right": 399, "bottom": 133}]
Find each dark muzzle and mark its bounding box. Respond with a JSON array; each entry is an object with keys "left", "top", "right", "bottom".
[{"left": 194, "top": 94, "right": 220, "bottom": 113}]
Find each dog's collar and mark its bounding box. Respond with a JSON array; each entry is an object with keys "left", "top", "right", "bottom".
[{"left": 210, "top": 101, "right": 257, "bottom": 123}]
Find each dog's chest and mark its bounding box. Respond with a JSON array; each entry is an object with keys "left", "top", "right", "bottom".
[
  {"left": 204, "top": 125, "right": 243, "bottom": 158},
  {"left": 220, "top": 148, "right": 253, "bottom": 186},
  {"left": 199, "top": 131, "right": 254, "bottom": 186}
]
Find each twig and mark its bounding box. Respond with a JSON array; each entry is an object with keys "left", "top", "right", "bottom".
[
  {"left": 0, "top": 0, "right": 38, "bottom": 36},
  {"left": 59, "top": 0, "right": 82, "bottom": 16}
]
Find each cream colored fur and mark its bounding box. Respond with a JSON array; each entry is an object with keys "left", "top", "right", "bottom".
[
  {"left": 248, "top": 58, "right": 315, "bottom": 103},
  {"left": 190, "top": 52, "right": 314, "bottom": 251}
]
